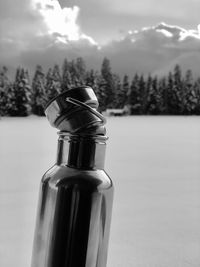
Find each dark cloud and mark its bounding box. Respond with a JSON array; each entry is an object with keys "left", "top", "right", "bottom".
[
  {"left": 17, "top": 23, "right": 200, "bottom": 80},
  {"left": 101, "top": 23, "right": 200, "bottom": 77},
  {"left": 0, "top": 0, "right": 46, "bottom": 76},
  {"left": 0, "top": 0, "right": 45, "bottom": 36},
  {"left": 0, "top": 0, "right": 95, "bottom": 70},
  {"left": 59, "top": 0, "right": 200, "bottom": 44},
  {"left": 1, "top": 0, "right": 200, "bottom": 79}
]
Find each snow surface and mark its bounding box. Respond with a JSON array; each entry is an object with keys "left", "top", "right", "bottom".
[{"left": 0, "top": 116, "right": 200, "bottom": 267}]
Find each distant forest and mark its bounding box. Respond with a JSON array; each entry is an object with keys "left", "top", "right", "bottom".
[{"left": 0, "top": 57, "right": 200, "bottom": 116}]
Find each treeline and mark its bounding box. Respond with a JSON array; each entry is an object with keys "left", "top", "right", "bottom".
[{"left": 0, "top": 57, "right": 200, "bottom": 116}]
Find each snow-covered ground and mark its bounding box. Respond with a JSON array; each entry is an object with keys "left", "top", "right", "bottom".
[{"left": 0, "top": 116, "right": 200, "bottom": 267}]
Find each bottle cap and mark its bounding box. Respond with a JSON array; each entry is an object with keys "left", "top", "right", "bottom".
[{"left": 44, "top": 86, "right": 106, "bottom": 134}]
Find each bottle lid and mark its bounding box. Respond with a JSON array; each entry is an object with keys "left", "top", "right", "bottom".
[{"left": 44, "top": 86, "right": 106, "bottom": 135}]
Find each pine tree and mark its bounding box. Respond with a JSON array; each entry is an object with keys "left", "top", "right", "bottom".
[
  {"left": 183, "top": 69, "right": 197, "bottom": 114},
  {"left": 194, "top": 78, "right": 200, "bottom": 114},
  {"left": 0, "top": 66, "right": 13, "bottom": 116},
  {"left": 113, "top": 74, "right": 122, "bottom": 108},
  {"left": 12, "top": 67, "right": 32, "bottom": 116},
  {"left": 138, "top": 74, "right": 146, "bottom": 114},
  {"left": 32, "top": 65, "right": 46, "bottom": 116},
  {"left": 61, "top": 58, "right": 73, "bottom": 91},
  {"left": 3, "top": 60, "right": 200, "bottom": 116},
  {"left": 45, "top": 65, "right": 61, "bottom": 103},
  {"left": 52, "top": 64, "right": 62, "bottom": 90},
  {"left": 85, "top": 69, "right": 102, "bottom": 95},
  {"left": 101, "top": 57, "right": 115, "bottom": 108},
  {"left": 69, "top": 60, "right": 79, "bottom": 87},
  {"left": 95, "top": 73, "right": 107, "bottom": 112},
  {"left": 121, "top": 75, "right": 129, "bottom": 107},
  {"left": 45, "top": 68, "right": 56, "bottom": 102},
  {"left": 146, "top": 75, "right": 155, "bottom": 114},
  {"left": 76, "top": 57, "right": 86, "bottom": 86},
  {"left": 146, "top": 74, "right": 152, "bottom": 96},
  {"left": 85, "top": 69, "right": 95, "bottom": 87},
  {"left": 85, "top": 70, "right": 108, "bottom": 111},
  {"left": 172, "top": 64, "right": 184, "bottom": 114},
  {"left": 147, "top": 76, "right": 161, "bottom": 114},
  {"left": 158, "top": 77, "right": 167, "bottom": 114},
  {"left": 166, "top": 71, "right": 175, "bottom": 114},
  {"left": 127, "top": 73, "right": 141, "bottom": 114},
  {"left": 144, "top": 74, "right": 153, "bottom": 114}
]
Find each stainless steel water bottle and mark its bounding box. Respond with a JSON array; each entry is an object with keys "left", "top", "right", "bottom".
[{"left": 31, "top": 86, "right": 114, "bottom": 267}]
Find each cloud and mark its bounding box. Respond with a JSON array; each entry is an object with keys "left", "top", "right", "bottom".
[
  {"left": 1, "top": 0, "right": 200, "bottom": 79},
  {"left": 0, "top": 0, "right": 45, "bottom": 42},
  {"left": 98, "top": 23, "right": 200, "bottom": 77},
  {"left": 31, "top": 0, "right": 79, "bottom": 37},
  {"left": 0, "top": 0, "right": 97, "bottom": 73},
  {"left": 118, "top": 22, "right": 200, "bottom": 48}
]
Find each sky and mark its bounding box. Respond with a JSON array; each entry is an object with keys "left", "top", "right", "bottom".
[
  {"left": 59, "top": 0, "right": 200, "bottom": 44},
  {"left": 1, "top": 0, "right": 200, "bottom": 77}
]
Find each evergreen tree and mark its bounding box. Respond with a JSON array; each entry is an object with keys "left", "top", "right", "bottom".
[
  {"left": 113, "top": 74, "right": 129, "bottom": 109},
  {"left": 11, "top": 67, "right": 31, "bottom": 116},
  {"left": 113, "top": 74, "right": 122, "bottom": 108},
  {"left": 158, "top": 77, "right": 167, "bottom": 114},
  {"left": 101, "top": 57, "right": 115, "bottom": 108},
  {"left": 85, "top": 69, "right": 96, "bottom": 87},
  {"left": 183, "top": 69, "right": 197, "bottom": 114},
  {"left": 147, "top": 76, "right": 157, "bottom": 114},
  {"left": 85, "top": 69, "right": 102, "bottom": 94},
  {"left": 76, "top": 57, "right": 86, "bottom": 86},
  {"left": 52, "top": 64, "right": 62, "bottom": 89},
  {"left": 95, "top": 73, "right": 107, "bottom": 112},
  {"left": 45, "top": 65, "right": 61, "bottom": 103},
  {"left": 85, "top": 70, "right": 108, "bottom": 111},
  {"left": 45, "top": 68, "right": 53, "bottom": 97},
  {"left": 0, "top": 67, "right": 13, "bottom": 116},
  {"left": 144, "top": 74, "right": 151, "bottom": 114},
  {"left": 61, "top": 58, "right": 73, "bottom": 91},
  {"left": 121, "top": 74, "right": 129, "bottom": 107},
  {"left": 172, "top": 64, "right": 184, "bottom": 114},
  {"left": 45, "top": 68, "right": 56, "bottom": 102},
  {"left": 147, "top": 76, "right": 162, "bottom": 114},
  {"left": 138, "top": 74, "right": 146, "bottom": 114},
  {"left": 69, "top": 60, "right": 79, "bottom": 87},
  {"left": 166, "top": 71, "right": 175, "bottom": 114},
  {"left": 144, "top": 74, "right": 153, "bottom": 114},
  {"left": 127, "top": 73, "right": 141, "bottom": 114},
  {"left": 3, "top": 60, "right": 200, "bottom": 116},
  {"left": 194, "top": 78, "right": 200, "bottom": 114},
  {"left": 32, "top": 65, "right": 46, "bottom": 116}
]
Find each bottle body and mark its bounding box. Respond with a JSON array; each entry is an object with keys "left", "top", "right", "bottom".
[
  {"left": 31, "top": 135, "right": 114, "bottom": 267},
  {"left": 31, "top": 87, "right": 114, "bottom": 267}
]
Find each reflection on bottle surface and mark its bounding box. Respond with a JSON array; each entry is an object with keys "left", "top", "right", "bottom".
[{"left": 32, "top": 165, "right": 113, "bottom": 267}]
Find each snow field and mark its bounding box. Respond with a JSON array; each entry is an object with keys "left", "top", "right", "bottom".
[{"left": 0, "top": 116, "right": 200, "bottom": 267}]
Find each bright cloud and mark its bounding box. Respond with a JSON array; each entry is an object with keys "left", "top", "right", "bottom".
[
  {"left": 156, "top": 29, "right": 173, "bottom": 38},
  {"left": 155, "top": 22, "right": 200, "bottom": 41},
  {"left": 116, "top": 22, "right": 200, "bottom": 52},
  {"left": 0, "top": 0, "right": 97, "bottom": 54},
  {"left": 31, "top": 0, "right": 97, "bottom": 44},
  {"left": 98, "top": 23, "right": 200, "bottom": 78},
  {"left": 0, "top": 0, "right": 98, "bottom": 72},
  {"left": 31, "top": 0, "right": 80, "bottom": 40},
  {"left": 1, "top": 0, "right": 200, "bottom": 80}
]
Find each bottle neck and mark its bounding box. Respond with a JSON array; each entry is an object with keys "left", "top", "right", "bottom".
[{"left": 56, "top": 133, "right": 107, "bottom": 170}]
